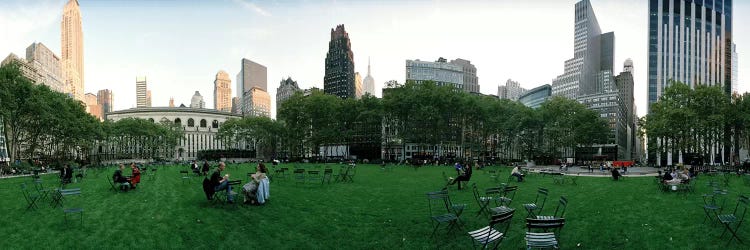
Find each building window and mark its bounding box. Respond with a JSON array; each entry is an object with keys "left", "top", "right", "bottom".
[
  {"left": 200, "top": 119, "right": 207, "bottom": 128},
  {"left": 212, "top": 120, "right": 219, "bottom": 128},
  {"left": 188, "top": 118, "right": 195, "bottom": 127},
  {"left": 175, "top": 118, "right": 182, "bottom": 126},
  {"left": 148, "top": 118, "right": 154, "bottom": 123}
]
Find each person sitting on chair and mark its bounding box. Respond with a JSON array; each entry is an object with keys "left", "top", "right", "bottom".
[
  {"left": 242, "top": 163, "right": 269, "bottom": 205},
  {"left": 191, "top": 161, "right": 200, "bottom": 175},
  {"left": 60, "top": 164, "right": 73, "bottom": 184},
  {"left": 130, "top": 163, "right": 141, "bottom": 189},
  {"left": 453, "top": 162, "right": 463, "bottom": 176},
  {"left": 210, "top": 162, "right": 234, "bottom": 203},
  {"left": 661, "top": 170, "right": 673, "bottom": 183},
  {"left": 611, "top": 167, "right": 623, "bottom": 181},
  {"left": 113, "top": 164, "right": 131, "bottom": 191},
  {"left": 447, "top": 163, "right": 472, "bottom": 190},
  {"left": 511, "top": 165, "right": 524, "bottom": 182},
  {"left": 201, "top": 160, "right": 210, "bottom": 176}
]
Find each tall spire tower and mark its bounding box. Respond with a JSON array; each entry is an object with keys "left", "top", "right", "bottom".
[
  {"left": 62, "top": 0, "right": 84, "bottom": 101},
  {"left": 363, "top": 57, "right": 375, "bottom": 96}
]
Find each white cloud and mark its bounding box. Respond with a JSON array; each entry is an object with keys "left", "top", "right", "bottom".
[{"left": 232, "top": 0, "right": 271, "bottom": 17}]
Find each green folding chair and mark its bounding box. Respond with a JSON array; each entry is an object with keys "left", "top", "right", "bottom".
[
  {"left": 426, "top": 190, "right": 464, "bottom": 237},
  {"left": 718, "top": 195, "right": 749, "bottom": 245},
  {"left": 523, "top": 188, "right": 548, "bottom": 218},
  {"left": 467, "top": 208, "right": 515, "bottom": 249},
  {"left": 20, "top": 183, "right": 40, "bottom": 211}
]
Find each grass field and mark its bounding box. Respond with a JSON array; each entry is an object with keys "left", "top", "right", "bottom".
[{"left": 0, "top": 163, "right": 748, "bottom": 249}]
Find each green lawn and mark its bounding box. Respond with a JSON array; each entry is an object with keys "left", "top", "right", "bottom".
[{"left": 0, "top": 164, "right": 748, "bottom": 249}]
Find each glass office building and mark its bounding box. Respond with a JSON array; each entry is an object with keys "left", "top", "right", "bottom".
[
  {"left": 518, "top": 84, "right": 551, "bottom": 109},
  {"left": 647, "top": 0, "right": 733, "bottom": 110}
]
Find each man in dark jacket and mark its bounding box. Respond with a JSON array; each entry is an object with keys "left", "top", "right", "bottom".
[
  {"left": 112, "top": 164, "right": 131, "bottom": 191},
  {"left": 210, "top": 162, "right": 233, "bottom": 203}
]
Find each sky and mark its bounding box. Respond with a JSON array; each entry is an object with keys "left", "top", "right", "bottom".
[{"left": 1, "top": 0, "right": 749, "bottom": 119}]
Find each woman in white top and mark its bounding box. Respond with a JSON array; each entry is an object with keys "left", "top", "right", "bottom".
[{"left": 242, "top": 163, "right": 268, "bottom": 205}]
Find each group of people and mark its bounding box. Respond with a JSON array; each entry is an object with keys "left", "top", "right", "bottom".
[
  {"left": 661, "top": 168, "right": 691, "bottom": 185},
  {"left": 203, "top": 161, "right": 269, "bottom": 205},
  {"left": 112, "top": 163, "right": 141, "bottom": 191},
  {"left": 191, "top": 160, "right": 211, "bottom": 176}
]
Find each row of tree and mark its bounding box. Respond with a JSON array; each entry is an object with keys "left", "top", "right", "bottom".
[
  {"left": 258, "top": 81, "right": 611, "bottom": 163},
  {"left": 1, "top": 62, "right": 613, "bottom": 164},
  {"left": 643, "top": 82, "right": 750, "bottom": 165},
  {"left": 0, "top": 63, "right": 183, "bottom": 165}
]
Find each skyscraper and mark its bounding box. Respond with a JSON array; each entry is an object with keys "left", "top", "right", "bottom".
[
  {"left": 324, "top": 24, "right": 356, "bottom": 99},
  {"left": 26, "top": 42, "right": 64, "bottom": 93},
  {"left": 169, "top": 97, "right": 175, "bottom": 108},
  {"left": 214, "top": 70, "right": 232, "bottom": 112},
  {"left": 647, "top": 0, "right": 733, "bottom": 109},
  {"left": 450, "top": 58, "right": 479, "bottom": 93},
  {"left": 97, "top": 89, "right": 113, "bottom": 117},
  {"left": 276, "top": 77, "right": 300, "bottom": 115},
  {"left": 136, "top": 76, "right": 148, "bottom": 108},
  {"left": 236, "top": 59, "right": 267, "bottom": 114},
  {"left": 551, "top": 0, "right": 603, "bottom": 100},
  {"left": 236, "top": 59, "right": 267, "bottom": 98},
  {"left": 231, "top": 97, "right": 241, "bottom": 114},
  {"left": 616, "top": 60, "right": 636, "bottom": 157},
  {"left": 732, "top": 43, "right": 738, "bottom": 94},
  {"left": 363, "top": 58, "right": 375, "bottom": 96},
  {"left": 61, "top": 0, "right": 84, "bottom": 101},
  {"left": 354, "top": 72, "right": 363, "bottom": 99},
  {"left": 190, "top": 91, "right": 205, "bottom": 109}
]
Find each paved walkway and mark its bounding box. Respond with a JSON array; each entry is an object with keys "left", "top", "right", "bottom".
[{"left": 523, "top": 165, "right": 659, "bottom": 177}]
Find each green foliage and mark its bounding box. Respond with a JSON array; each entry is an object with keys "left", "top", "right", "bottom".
[
  {"left": 0, "top": 63, "right": 102, "bottom": 163},
  {"left": 644, "top": 81, "right": 738, "bottom": 164},
  {"left": 100, "top": 118, "right": 185, "bottom": 160},
  {"left": 276, "top": 81, "right": 611, "bottom": 163},
  {"left": 217, "top": 116, "right": 282, "bottom": 159}
]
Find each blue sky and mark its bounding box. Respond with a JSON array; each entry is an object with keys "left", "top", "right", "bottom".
[{"left": 1, "top": 0, "right": 748, "bottom": 118}]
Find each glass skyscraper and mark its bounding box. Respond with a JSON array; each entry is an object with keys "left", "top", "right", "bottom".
[
  {"left": 647, "top": 0, "right": 733, "bottom": 110},
  {"left": 551, "top": 0, "right": 603, "bottom": 99}
]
